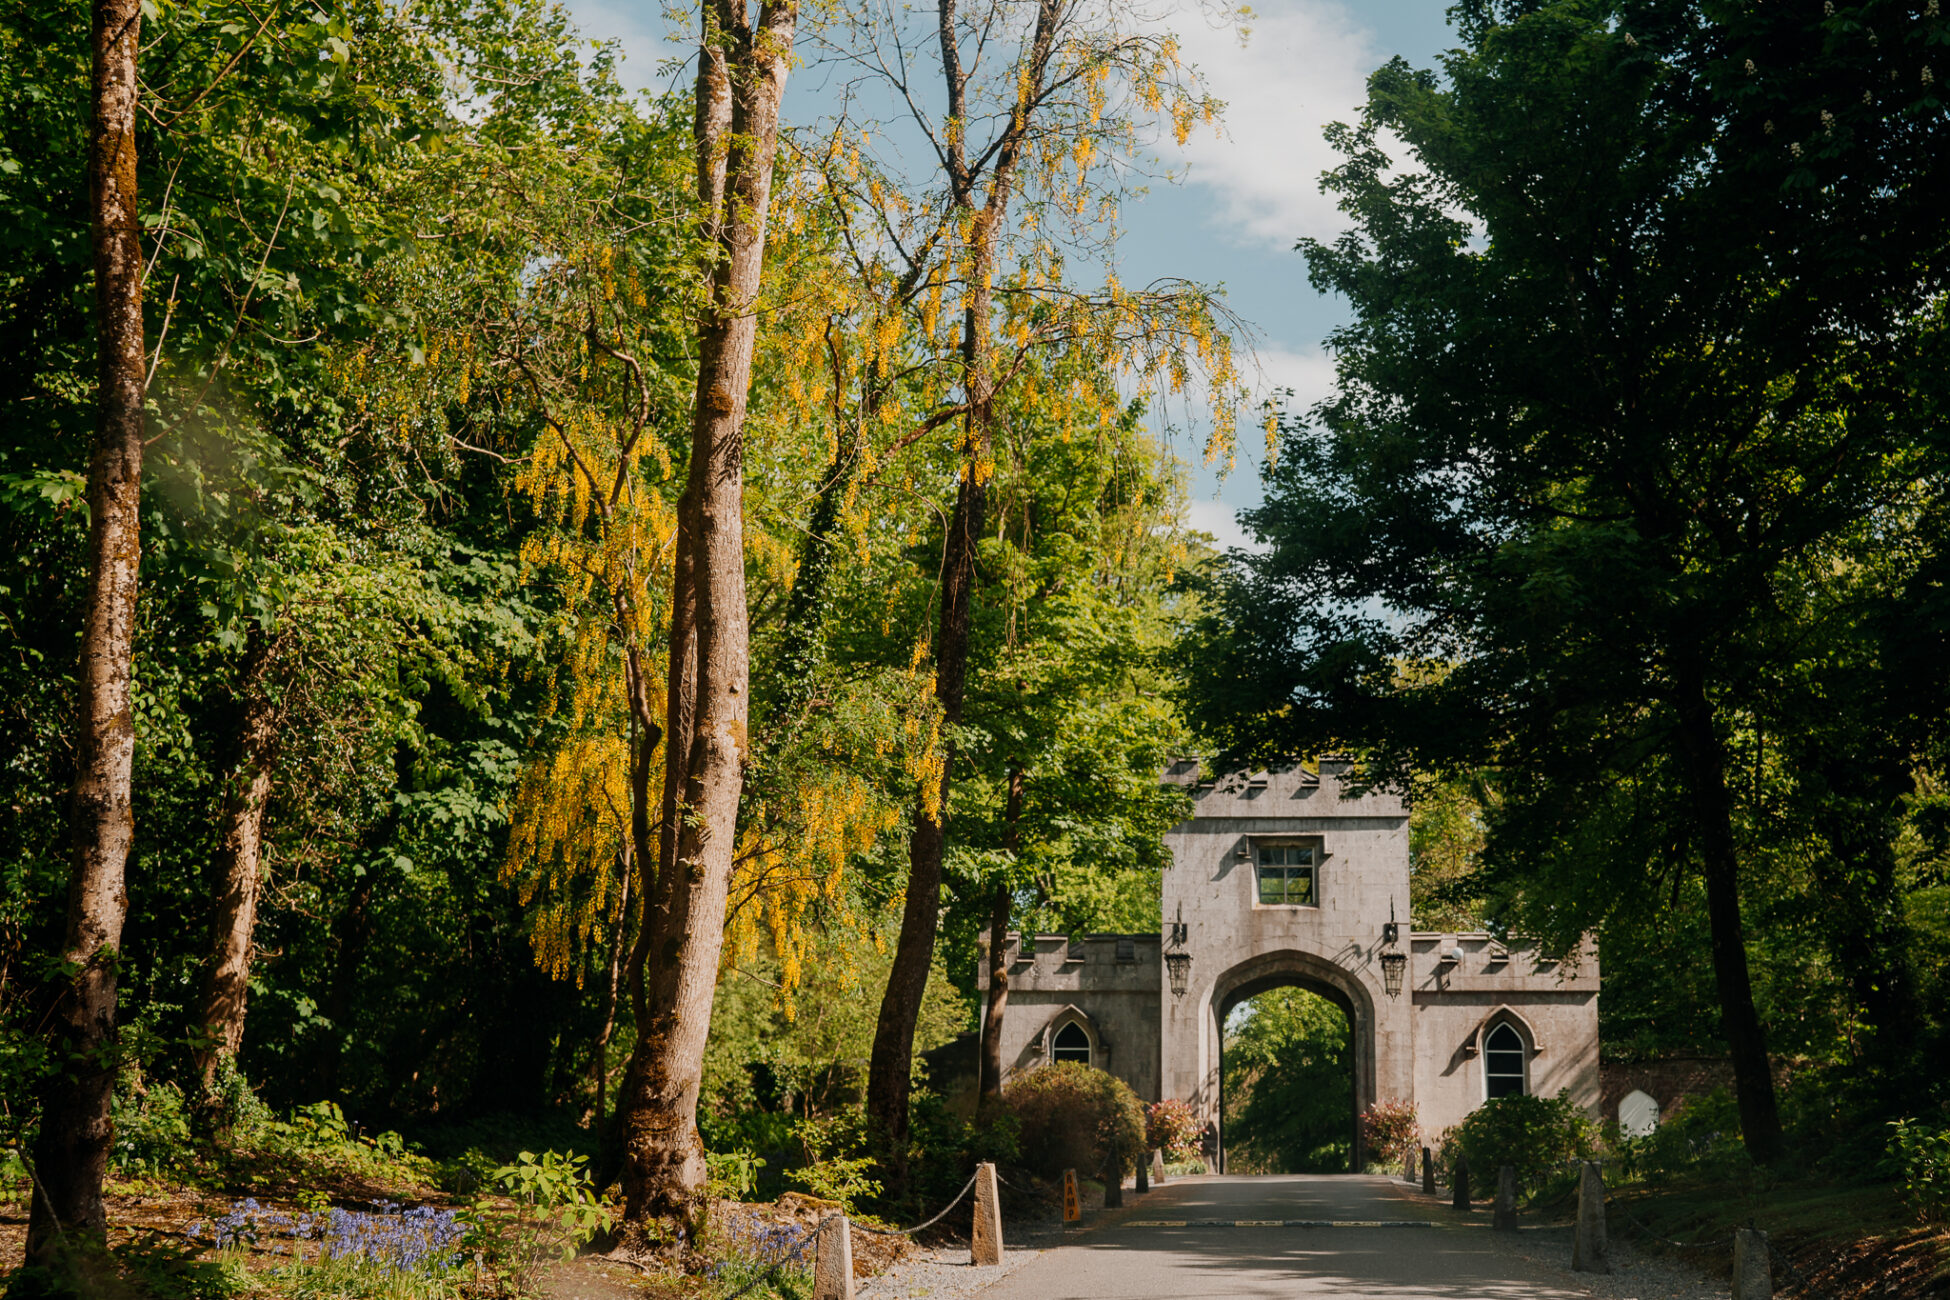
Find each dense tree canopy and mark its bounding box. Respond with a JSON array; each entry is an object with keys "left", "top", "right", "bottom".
[{"left": 1178, "top": 0, "right": 1950, "bottom": 1164}]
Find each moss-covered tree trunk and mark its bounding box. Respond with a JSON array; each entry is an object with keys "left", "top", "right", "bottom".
[
  {"left": 28, "top": 0, "right": 146, "bottom": 1264},
  {"left": 618, "top": 0, "right": 796, "bottom": 1228}
]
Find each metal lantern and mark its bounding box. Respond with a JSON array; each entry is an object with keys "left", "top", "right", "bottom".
[
  {"left": 1165, "top": 951, "right": 1192, "bottom": 997},
  {"left": 1380, "top": 950, "right": 1408, "bottom": 999}
]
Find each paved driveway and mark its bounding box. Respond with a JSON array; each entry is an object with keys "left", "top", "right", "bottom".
[{"left": 978, "top": 1175, "right": 1609, "bottom": 1300}]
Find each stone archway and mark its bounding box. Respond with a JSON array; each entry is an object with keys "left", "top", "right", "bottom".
[{"left": 1205, "top": 949, "right": 1379, "bottom": 1173}]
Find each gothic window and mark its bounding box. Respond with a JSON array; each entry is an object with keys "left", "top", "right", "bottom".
[
  {"left": 1485, "top": 1023, "right": 1527, "bottom": 1098},
  {"left": 1052, "top": 1022, "right": 1092, "bottom": 1065},
  {"left": 1256, "top": 842, "right": 1319, "bottom": 906}
]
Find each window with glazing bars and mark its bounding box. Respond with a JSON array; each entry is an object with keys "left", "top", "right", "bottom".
[
  {"left": 1256, "top": 842, "right": 1318, "bottom": 905},
  {"left": 1485, "top": 1023, "right": 1526, "bottom": 1098}
]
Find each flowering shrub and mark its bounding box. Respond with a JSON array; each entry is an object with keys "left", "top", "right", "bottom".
[
  {"left": 188, "top": 1198, "right": 464, "bottom": 1268},
  {"left": 1359, "top": 1100, "right": 1420, "bottom": 1165},
  {"left": 1145, "top": 1100, "right": 1201, "bottom": 1160},
  {"left": 705, "top": 1209, "right": 815, "bottom": 1295},
  {"left": 1000, "top": 1062, "right": 1146, "bottom": 1181}
]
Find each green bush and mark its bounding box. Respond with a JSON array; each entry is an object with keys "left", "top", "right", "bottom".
[
  {"left": 110, "top": 1082, "right": 195, "bottom": 1178},
  {"left": 999, "top": 1062, "right": 1145, "bottom": 1182},
  {"left": 1443, "top": 1092, "right": 1595, "bottom": 1197},
  {"left": 1609, "top": 1086, "right": 1751, "bottom": 1186},
  {"left": 1889, "top": 1117, "right": 1950, "bottom": 1223}
]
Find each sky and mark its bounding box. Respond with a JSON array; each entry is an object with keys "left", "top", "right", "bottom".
[{"left": 557, "top": 0, "right": 1461, "bottom": 550}]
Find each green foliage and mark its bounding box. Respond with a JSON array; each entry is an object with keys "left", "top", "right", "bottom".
[
  {"left": 110, "top": 1083, "right": 195, "bottom": 1180},
  {"left": 1175, "top": 0, "right": 1950, "bottom": 1160},
  {"left": 1886, "top": 1118, "right": 1950, "bottom": 1223},
  {"left": 1444, "top": 1094, "right": 1596, "bottom": 1200},
  {"left": 473, "top": 1151, "right": 613, "bottom": 1295},
  {"left": 1610, "top": 1087, "right": 1753, "bottom": 1188},
  {"left": 705, "top": 1149, "right": 767, "bottom": 1202},
  {"left": 115, "top": 1234, "right": 254, "bottom": 1300},
  {"left": 1221, "top": 989, "right": 1351, "bottom": 1174},
  {"left": 702, "top": 926, "right": 967, "bottom": 1131},
  {"left": 785, "top": 1118, "right": 882, "bottom": 1213},
  {"left": 999, "top": 1062, "right": 1145, "bottom": 1182}
]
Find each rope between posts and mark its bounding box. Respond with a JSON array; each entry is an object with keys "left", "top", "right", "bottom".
[
  {"left": 852, "top": 1172, "right": 980, "bottom": 1237},
  {"left": 713, "top": 1173, "right": 978, "bottom": 1300}
]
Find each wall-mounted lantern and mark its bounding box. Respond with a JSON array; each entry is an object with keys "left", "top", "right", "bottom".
[
  {"left": 1380, "top": 950, "right": 1407, "bottom": 998},
  {"left": 1380, "top": 900, "right": 1406, "bottom": 998},
  {"left": 1165, "top": 951, "right": 1192, "bottom": 997}
]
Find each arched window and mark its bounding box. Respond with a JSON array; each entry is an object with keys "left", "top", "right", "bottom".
[
  {"left": 1051, "top": 1022, "right": 1092, "bottom": 1065},
  {"left": 1484, "top": 1023, "right": 1526, "bottom": 1098}
]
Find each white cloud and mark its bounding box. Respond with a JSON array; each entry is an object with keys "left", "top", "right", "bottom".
[
  {"left": 1185, "top": 497, "right": 1266, "bottom": 554},
  {"left": 1253, "top": 342, "right": 1337, "bottom": 417},
  {"left": 1166, "top": 0, "right": 1378, "bottom": 248}
]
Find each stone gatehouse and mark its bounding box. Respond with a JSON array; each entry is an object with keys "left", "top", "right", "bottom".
[{"left": 974, "top": 759, "right": 1600, "bottom": 1169}]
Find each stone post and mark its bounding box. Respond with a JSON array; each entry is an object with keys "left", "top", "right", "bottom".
[
  {"left": 1151, "top": 1149, "right": 1167, "bottom": 1186},
  {"left": 1733, "top": 1228, "right": 1773, "bottom": 1300},
  {"left": 971, "top": 1162, "right": 1005, "bottom": 1266},
  {"left": 1571, "top": 1161, "right": 1609, "bottom": 1274},
  {"left": 1403, "top": 1148, "right": 1416, "bottom": 1183},
  {"left": 1421, "top": 1147, "right": 1435, "bottom": 1195},
  {"left": 1062, "top": 1169, "right": 1081, "bottom": 1223},
  {"left": 1493, "top": 1165, "right": 1517, "bottom": 1232},
  {"left": 1451, "top": 1157, "right": 1471, "bottom": 1211},
  {"left": 813, "top": 1214, "right": 854, "bottom": 1300},
  {"left": 1104, "top": 1138, "right": 1124, "bottom": 1208}
]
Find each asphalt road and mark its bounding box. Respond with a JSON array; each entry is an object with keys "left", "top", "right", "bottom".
[{"left": 979, "top": 1175, "right": 1606, "bottom": 1300}]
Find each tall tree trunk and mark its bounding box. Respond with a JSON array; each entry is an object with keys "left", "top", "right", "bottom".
[
  {"left": 867, "top": 469, "right": 983, "bottom": 1169},
  {"left": 27, "top": 0, "right": 145, "bottom": 1264},
  {"left": 192, "top": 632, "right": 281, "bottom": 1103},
  {"left": 1673, "top": 669, "right": 1784, "bottom": 1164},
  {"left": 977, "top": 765, "right": 1024, "bottom": 1105},
  {"left": 863, "top": 0, "right": 1061, "bottom": 1176},
  {"left": 618, "top": 0, "right": 795, "bottom": 1228}
]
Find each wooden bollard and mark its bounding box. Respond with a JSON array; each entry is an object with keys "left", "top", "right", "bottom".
[
  {"left": 1451, "top": 1156, "right": 1471, "bottom": 1211},
  {"left": 1493, "top": 1165, "right": 1517, "bottom": 1231},
  {"left": 971, "top": 1162, "right": 1004, "bottom": 1266},
  {"left": 1571, "top": 1161, "right": 1609, "bottom": 1274},
  {"left": 813, "top": 1214, "right": 854, "bottom": 1300},
  {"left": 1733, "top": 1228, "right": 1772, "bottom": 1299},
  {"left": 1104, "top": 1140, "right": 1124, "bottom": 1208},
  {"left": 1062, "top": 1168, "right": 1081, "bottom": 1223},
  {"left": 1136, "top": 1151, "right": 1150, "bottom": 1194},
  {"left": 1421, "top": 1147, "right": 1435, "bottom": 1195},
  {"left": 1151, "top": 1148, "right": 1167, "bottom": 1186}
]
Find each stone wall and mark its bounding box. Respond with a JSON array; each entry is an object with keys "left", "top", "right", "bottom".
[
  {"left": 971, "top": 758, "right": 1606, "bottom": 1166},
  {"left": 1158, "top": 760, "right": 1413, "bottom": 1165},
  {"left": 1408, "top": 933, "right": 1601, "bottom": 1139},
  {"left": 976, "top": 932, "right": 1164, "bottom": 1101}
]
